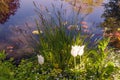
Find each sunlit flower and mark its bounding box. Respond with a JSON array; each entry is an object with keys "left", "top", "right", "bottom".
[
  {"left": 37, "top": 55, "right": 44, "bottom": 65},
  {"left": 77, "top": 45, "right": 85, "bottom": 56},
  {"left": 32, "top": 30, "right": 43, "bottom": 34},
  {"left": 71, "top": 45, "right": 85, "bottom": 57}
]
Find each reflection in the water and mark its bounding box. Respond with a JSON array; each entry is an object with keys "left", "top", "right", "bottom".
[
  {"left": 0, "top": 0, "right": 19, "bottom": 24},
  {"left": 102, "top": 0, "right": 120, "bottom": 30},
  {"left": 102, "top": 0, "right": 120, "bottom": 49},
  {"left": 0, "top": 0, "right": 106, "bottom": 58},
  {"left": 65, "top": 0, "right": 103, "bottom": 14}
]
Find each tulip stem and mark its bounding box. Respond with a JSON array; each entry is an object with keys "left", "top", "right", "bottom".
[
  {"left": 74, "top": 57, "right": 76, "bottom": 69},
  {"left": 80, "top": 56, "right": 81, "bottom": 68}
]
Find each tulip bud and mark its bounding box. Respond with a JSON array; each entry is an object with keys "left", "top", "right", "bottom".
[{"left": 37, "top": 55, "right": 44, "bottom": 65}]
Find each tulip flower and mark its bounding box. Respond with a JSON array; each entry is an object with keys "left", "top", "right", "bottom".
[
  {"left": 37, "top": 55, "right": 44, "bottom": 65},
  {"left": 71, "top": 45, "right": 85, "bottom": 69},
  {"left": 71, "top": 45, "right": 78, "bottom": 69},
  {"left": 78, "top": 45, "right": 85, "bottom": 69},
  {"left": 71, "top": 45, "right": 79, "bottom": 57},
  {"left": 77, "top": 45, "right": 85, "bottom": 56},
  {"left": 71, "top": 45, "right": 85, "bottom": 57}
]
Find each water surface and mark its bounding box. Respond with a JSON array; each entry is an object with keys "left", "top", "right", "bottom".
[{"left": 0, "top": 0, "right": 107, "bottom": 57}]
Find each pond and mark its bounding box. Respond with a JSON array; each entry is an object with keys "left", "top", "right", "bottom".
[{"left": 0, "top": 0, "right": 109, "bottom": 58}]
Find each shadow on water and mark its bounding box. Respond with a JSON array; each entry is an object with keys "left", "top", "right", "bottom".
[
  {"left": 0, "top": 0, "right": 20, "bottom": 24},
  {"left": 101, "top": 0, "right": 120, "bottom": 49}
]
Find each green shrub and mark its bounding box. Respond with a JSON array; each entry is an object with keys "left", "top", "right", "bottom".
[
  {"left": 0, "top": 39, "right": 119, "bottom": 80},
  {"left": 0, "top": 51, "right": 15, "bottom": 80}
]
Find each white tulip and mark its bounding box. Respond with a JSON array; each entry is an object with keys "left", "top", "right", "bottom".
[
  {"left": 71, "top": 45, "right": 79, "bottom": 57},
  {"left": 71, "top": 45, "right": 85, "bottom": 57},
  {"left": 77, "top": 45, "right": 85, "bottom": 56},
  {"left": 37, "top": 55, "right": 44, "bottom": 65}
]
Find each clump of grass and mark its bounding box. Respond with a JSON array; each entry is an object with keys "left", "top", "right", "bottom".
[
  {"left": 33, "top": 1, "right": 87, "bottom": 70},
  {"left": 31, "top": 2, "right": 120, "bottom": 79}
]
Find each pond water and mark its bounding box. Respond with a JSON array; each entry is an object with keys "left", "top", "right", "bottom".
[{"left": 0, "top": 0, "right": 108, "bottom": 58}]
